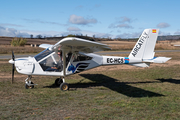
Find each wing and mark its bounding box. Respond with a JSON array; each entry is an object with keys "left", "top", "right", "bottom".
[
  {"left": 39, "top": 44, "right": 53, "bottom": 49},
  {"left": 51, "top": 37, "right": 111, "bottom": 53}
]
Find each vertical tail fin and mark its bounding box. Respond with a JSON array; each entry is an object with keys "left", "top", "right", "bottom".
[{"left": 128, "top": 29, "right": 159, "bottom": 60}]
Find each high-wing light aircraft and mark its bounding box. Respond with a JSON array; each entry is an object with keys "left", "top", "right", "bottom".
[{"left": 9, "top": 29, "right": 171, "bottom": 91}]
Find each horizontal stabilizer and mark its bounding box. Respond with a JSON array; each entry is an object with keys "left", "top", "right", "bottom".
[
  {"left": 143, "top": 57, "right": 171, "bottom": 63},
  {"left": 129, "top": 63, "right": 150, "bottom": 67}
]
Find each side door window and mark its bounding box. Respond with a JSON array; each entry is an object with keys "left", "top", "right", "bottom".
[
  {"left": 39, "top": 52, "right": 72, "bottom": 72},
  {"left": 39, "top": 52, "right": 62, "bottom": 72}
]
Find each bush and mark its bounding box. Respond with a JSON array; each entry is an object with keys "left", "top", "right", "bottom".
[
  {"left": 66, "top": 34, "right": 76, "bottom": 37},
  {"left": 10, "top": 37, "right": 27, "bottom": 46}
]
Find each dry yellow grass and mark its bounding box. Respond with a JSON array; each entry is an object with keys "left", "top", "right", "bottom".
[
  {"left": 0, "top": 40, "right": 180, "bottom": 54},
  {"left": 100, "top": 41, "right": 180, "bottom": 50},
  {"left": 0, "top": 45, "right": 44, "bottom": 54},
  {"left": 100, "top": 41, "right": 136, "bottom": 50}
]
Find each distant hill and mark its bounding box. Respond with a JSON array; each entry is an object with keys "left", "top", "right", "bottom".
[
  {"left": 46, "top": 34, "right": 180, "bottom": 41},
  {"left": 157, "top": 35, "right": 180, "bottom": 41}
]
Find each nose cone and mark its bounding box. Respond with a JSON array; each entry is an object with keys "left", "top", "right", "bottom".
[{"left": 9, "top": 59, "right": 15, "bottom": 64}]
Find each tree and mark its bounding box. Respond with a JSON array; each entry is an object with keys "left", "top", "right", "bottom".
[
  {"left": 30, "top": 34, "right": 33, "bottom": 39},
  {"left": 36, "top": 35, "right": 42, "bottom": 39}
]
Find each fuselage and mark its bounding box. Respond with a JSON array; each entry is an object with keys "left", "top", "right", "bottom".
[{"left": 9, "top": 49, "right": 142, "bottom": 77}]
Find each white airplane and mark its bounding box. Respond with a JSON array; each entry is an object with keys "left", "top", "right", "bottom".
[{"left": 9, "top": 29, "right": 171, "bottom": 91}]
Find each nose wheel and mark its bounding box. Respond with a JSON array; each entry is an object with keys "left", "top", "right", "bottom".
[
  {"left": 25, "top": 75, "right": 36, "bottom": 89},
  {"left": 25, "top": 81, "right": 34, "bottom": 89}
]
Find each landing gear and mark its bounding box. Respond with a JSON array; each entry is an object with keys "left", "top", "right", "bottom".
[
  {"left": 25, "top": 75, "right": 35, "bottom": 89},
  {"left": 55, "top": 78, "right": 63, "bottom": 86},
  {"left": 56, "top": 77, "right": 69, "bottom": 91},
  {"left": 25, "top": 81, "right": 34, "bottom": 89},
  {"left": 60, "top": 82, "right": 69, "bottom": 91}
]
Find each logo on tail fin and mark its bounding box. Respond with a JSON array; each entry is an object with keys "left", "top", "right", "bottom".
[{"left": 131, "top": 32, "right": 149, "bottom": 57}]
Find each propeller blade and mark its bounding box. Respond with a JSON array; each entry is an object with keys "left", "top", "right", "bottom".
[
  {"left": 12, "top": 51, "right": 15, "bottom": 61},
  {"left": 12, "top": 64, "right": 14, "bottom": 84}
]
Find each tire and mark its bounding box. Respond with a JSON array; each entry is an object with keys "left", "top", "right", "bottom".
[
  {"left": 55, "top": 78, "right": 63, "bottom": 86},
  {"left": 60, "top": 82, "right": 69, "bottom": 91},
  {"left": 25, "top": 81, "right": 34, "bottom": 89}
]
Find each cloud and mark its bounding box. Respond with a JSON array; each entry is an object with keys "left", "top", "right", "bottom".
[
  {"left": 0, "top": 23, "right": 23, "bottom": 27},
  {"left": 174, "top": 29, "right": 180, "bottom": 35},
  {"left": 116, "top": 31, "right": 142, "bottom": 38},
  {"left": 0, "top": 26, "right": 29, "bottom": 37},
  {"left": 109, "top": 16, "right": 134, "bottom": 29},
  {"left": 118, "top": 16, "right": 132, "bottom": 23},
  {"left": 157, "top": 22, "right": 170, "bottom": 28},
  {"left": 20, "top": 30, "right": 62, "bottom": 37},
  {"left": 158, "top": 31, "right": 171, "bottom": 36},
  {"left": 67, "top": 27, "right": 81, "bottom": 31},
  {"left": 89, "top": 4, "right": 101, "bottom": 11},
  {"left": 0, "top": 25, "right": 113, "bottom": 38},
  {"left": 69, "top": 14, "right": 97, "bottom": 25},
  {"left": 95, "top": 33, "right": 112, "bottom": 38},
  {"left": 75, "top": 5, "right": 83, "bottom": 10},
  {"left": 109, "top": 23, "right": 133, "bottom": 29},
  {"left": 23, "top": 18, "right": 67, "bottom": 26},
  {"left": 117, "top": 24, "right": 133, "bottom": 29}
]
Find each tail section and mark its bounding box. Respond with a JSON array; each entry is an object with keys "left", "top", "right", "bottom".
[
  {"left": 102, "top": 29, "right": 171, "bottom": 68},
  {"left": 128, "top": 29, "right": 171, "bottom": 67},
  {"left": 128, "top": 29, "right": 159, "bottom": 59}
]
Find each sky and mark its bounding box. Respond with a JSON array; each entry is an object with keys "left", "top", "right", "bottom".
[{"left": 1, "top": 0, "right": 180, "bottom": 38}]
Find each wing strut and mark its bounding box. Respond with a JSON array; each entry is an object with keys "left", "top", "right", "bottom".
[{"left": 62, "top": 49, "right": 66, "bottom": 77}]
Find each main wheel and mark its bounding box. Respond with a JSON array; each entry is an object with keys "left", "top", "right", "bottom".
[
  {"left": 60, "top": 82, "right": 69, "bottom": 91},
  {"left": 25, "top": 81, "right": 34, "bottom": 89},
  {"left": 55, "top": 78, "right": 63, "bottom": 86}
]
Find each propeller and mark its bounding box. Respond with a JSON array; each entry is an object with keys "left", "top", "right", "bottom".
[{"left": 12, "top": 51, "right": 15, "bottom": 84}]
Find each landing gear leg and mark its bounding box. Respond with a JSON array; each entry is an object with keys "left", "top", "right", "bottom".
[
  {"left": 55, "top": 77, "right": 63, "bottom": 86},
  {"left": 25, "top": 75, "right": 35, "bottom": 89},
  {"left": 60, "top": 77, "right": 69, "bottom": 91}
]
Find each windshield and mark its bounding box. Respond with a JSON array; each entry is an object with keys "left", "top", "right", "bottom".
[{"left": 34, "top": 49, "right": 53, "bottom": 61}]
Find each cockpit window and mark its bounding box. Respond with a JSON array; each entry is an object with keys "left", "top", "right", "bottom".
[
  {"left": 34, "top": 49, "right": 53, "bottom": 61},
  {"left": 73, "top": 54, "right": 92, "bottom": 62},
  {"left": 39, "top": 51, "right": 72, "bottom": 72},
  {"left": 39, "top": 53, "right": 61, "bottom": 71}
]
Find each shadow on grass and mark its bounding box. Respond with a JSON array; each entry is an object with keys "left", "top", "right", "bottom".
[
  {"left": 156, "top": 78, "right": 180, "bottom": 84},
  {"left": 44, "top": 74, "right": 164, "bottom": 98}
]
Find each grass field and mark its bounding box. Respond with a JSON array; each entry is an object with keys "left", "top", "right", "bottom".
[{"left": 0, "top": 52, "right": 180, "bottom": 119}]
